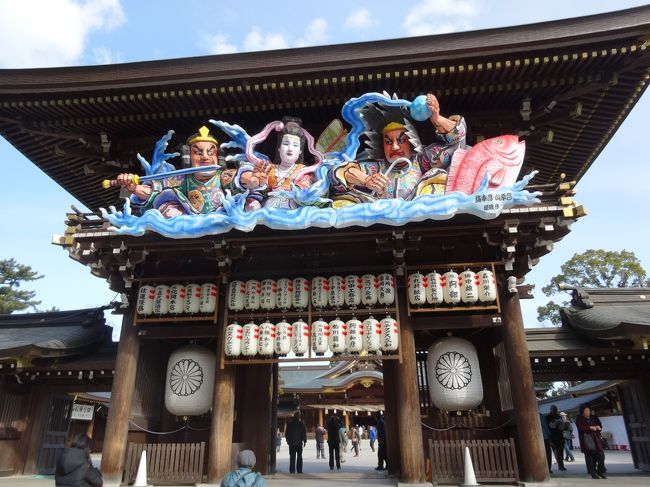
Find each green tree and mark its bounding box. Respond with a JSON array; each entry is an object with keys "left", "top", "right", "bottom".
[
  {"left": 537, "top": 249, "right": 648, "bottom": 326},
  {"left": 0, "top": 259, "right": 43, "bottom": 314}
]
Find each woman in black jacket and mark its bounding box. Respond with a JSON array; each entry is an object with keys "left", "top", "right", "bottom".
[{"left": 55, "top": 433, "right": 103, "bottom": 487}]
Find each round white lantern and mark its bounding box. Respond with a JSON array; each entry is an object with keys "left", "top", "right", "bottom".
[
  {"left": 328, "top": 275, "right": 345, "bottom": 308},
  {"left": 380, "top": 316, "right": 399, "bottom": 352},
  {"left": 460, "top": 270, "right": 479, "bottom": 304},
  {"left": 407, "top": 272, "right": 426, "bottom": 306},
  {"left": 169, "top": 284, "right": 186, "bottom": 315},
  {"left": 275, "top": 320, "right": 292, "bottom": 356},
  {"left": 378, "top": 273, "right": 395, "bottom": 305},
  {"left": 442, "top": 271, "right": 461, "bottom": 305},
  {"left": 153, "top": 284, "right": 171, "bottom": 315},
  {"left": 311, "top": 319, "right": 329, "bottom": 356},
  {"left": 276, "top": 278, "right": 293, "bottom": 310},
  {"left": 165, "top": 345, "right": 215, "bottom": 416},
  {"left": 291, "top": 320, "right": 310, "bottom": 356},
  {"left": 344, "top": 275, "right": 362, "bottom": 308},
  {"left": 426, "top": 337, "right": 484, "bottom": 411},
  {"left": 244, "top": 280, "right": 261, "bottom": 311},
  {"left": 200, "top": 282, "right": 218, "bottom": 314},
  {"left": 346, "top": 318, "right": 364, "bottom": 354},
  {"left": 227, "top": 280, "right": 246, "bottom": 312},
  {"left": 224, "top": 322, "right": 243, "bottom": 357},
  {"left": 361, "top": 274, "right": 378, "bottom": 306},
  {"left": 478, "top": 269, "right": 497, "bottom": 303},
  {"left": 257, "top": 320, "right": 275, "bottom": 356},
  {"left": 328, "top": 318, "right": 347, "bottom": 354},
  {"left": 362, "top": 316, "right": 381, "bottom": 353},
  {"left": 136, "top": 285, "right": 155, "bottom": 315},
  {"left": 293, "top": 277, "right": 310, "bottom": 310},
  {"left": 184, "top": 283, "right": 202, "bottom": 314},
  {"left": 311, "top": 276, "right": 329, "bottom": 309},
  {"left": 425, "top": 272, "right": 444, "bottom": 305},
  {"left": 260, "top": 279, "right": 277, "bottom": 311},
  {"left": 241, "top": 322, "right": 259, "bottom": 357}
]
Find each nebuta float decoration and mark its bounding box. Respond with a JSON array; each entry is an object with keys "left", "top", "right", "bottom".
[{"left": 102, "top": 91, "right": 539, "bottom": 238}]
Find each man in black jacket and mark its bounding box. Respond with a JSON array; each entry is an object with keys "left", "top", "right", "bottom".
[
  {"left": 55, "top": 434, "right": 103, "bottom": 487},
  {"left": 285, "top": 411, "right": 307, "bottom": 474},
  {"left": 325, "top": 413, "right": 342, "bottom": 470}
]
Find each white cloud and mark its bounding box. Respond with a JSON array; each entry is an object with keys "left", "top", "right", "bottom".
[
  {"left": 91, "top": 47, "right": 124, "bottom": 65},
  {"left": 0, "top": 0, "right": 125, "bottom": 68},
  {"left": 199, "top": 34, "right": 239, "bottom": 55},
  {"left": 344, "top": 8, "right": 376, "bottom": 30},
  {"left": 243, "top": 28, "right": 289, "bottom": 52},
  {"left": 295, "top": 18, "right": 329, "bottom": 47},
  {"left": 402, "top": 0, "right": 478, "bottom": 37}
]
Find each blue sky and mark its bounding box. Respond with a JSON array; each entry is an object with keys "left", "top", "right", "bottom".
[{"left": 2, "top": 0, "right": 650, "bottom": 338}]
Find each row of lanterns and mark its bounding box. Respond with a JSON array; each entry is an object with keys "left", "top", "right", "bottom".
[
  {"left": 224, "top": 316, "right": 399, "bottom": 358},
  {"left": 227, "top": 274, "right": 395, "bottom": 312},
  {"left": 137, "top": 283, "right": 218, "bottom": 316},
  {"left": 407, "top": 269, "right": 497, "bottom": 306}
]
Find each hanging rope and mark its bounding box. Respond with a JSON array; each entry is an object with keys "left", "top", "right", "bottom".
[
  {"left": 128, "top": 420, "right": 186, "bottom": 435},
  {"left": 421, "top": 416, "right": 514, "bottom": 432}
]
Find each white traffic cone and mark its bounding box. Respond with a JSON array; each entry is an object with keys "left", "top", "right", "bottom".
[
  {"left": 133, "top": 450, "right": 150, "bottom": 487},
  {"left": 462, "top": 446, "right": 480, "bottom": 486}
]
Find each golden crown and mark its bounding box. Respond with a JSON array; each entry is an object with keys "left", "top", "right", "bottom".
[{"left": 187, "top": 126, "right": 218, "bottom": 146}]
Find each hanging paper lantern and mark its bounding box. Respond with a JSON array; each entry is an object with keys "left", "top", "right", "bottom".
[
  {"left": 478, "top": 269, "right": 497, "bottom": 303},
  {"left": 377, "top": 273, "right": 395, "bottom": 305},
  {"left": 184, "top": 283, "right": 202, "bottom": 314},
  {"left": 275, "top": 320, "right": 292, "bottom": 356},
  {"left": 200, "top": 282, "right": 218, "bottom": 314},
  {"left": 169, "top": 284, "right": 186, "bottom": 315},
  {"left": 311, "top": 320, "right": 329, "bottom": 356},
  {"left": 291, "top": 320, "right": 310, "bottom": 356},
  {"left": 328, "top": 275, "right": 345, "bottom": 308},
  {"left": 407, "top": 272, "right": 426, "bottom": 306},
  {"left": 426, "top": 337, "right": 484, "bottom": 411},
  {"left": 346, "top": 318, "right": 364, "bottom": 354},
  {"left": 244, "top": 280, "right": 261, "bottom": 311},
  {"left": 227, "top": 280, "right": 246, "bottom": 312},
  {"left": 361, "top": 274, "right": 378, "bottom": 306},
  {"left": 293, "top": 277, "right": 310, "bottom": 310},
  {"left": 165, "top": 345, "right": 216, "bottom": 416},
  {"left": 425, "top": 272, "right": 443, "bottom": 305},
  {"left": 224, "top": 322, "right": 243, "bottom": 357},
  {"left": 259, "top": 279, "right": 277, "bottom": 311},
  {"left": 328, "top": 318, "right": 347, "bottom": 354},
  {"left": 276, "top": 278, "right": 293, "bottom": 310},
  {"left": 136, "top": 285, "right": 155, "bottom": 315},
  {"left": 257, "top": 320, "right": 276, "bottom": 356},
  {"left": 241, "top": 322, "right": 260, "bottom": 357},
  {"left": 442, "top": 271, "right": 461, "bottom": 305},
  {"left": 362, "top": 316, "right": 381, "bottom": 353},
  {"left": 311, "top": 276, "right": 329, "bottom": 309},
  {"left": 344, "top": 275, "right": 362, "bottom": 308},
  {"left": 380, "top": 316, "right": 399, "bottom": 352},
  {"left": 459, "top": 270, "right": 479, "bottom": 304},
  {"left": 153, "top": 284, "right": 171, "bottom": 315}
]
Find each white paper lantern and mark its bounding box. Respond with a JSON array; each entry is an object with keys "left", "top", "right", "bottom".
[
  {"left": 344, "top": 275, "right": 362, "bottom": 308},
  {"left": 346, "top": 318, "right": 364, "bottom": 354},
  {"left": 169, "top": 284, "right": 186, "bottom": 315},
  {"left": 426, "top": 337, "right": 484, "bottom": 411},
  {"left": 224, "top": 322, "right": 243, "bottom": 357},
  {"left": 241, "top": 322, "right": 259, "bottom": 357},
  {"left": 478, "top": 269, "right": 497, "bottom": 303},
  {"left": 328, "top": 275, "right": 345, "bottom": 308},
  {"left": 425, "top": 272, "right": 444, "bottom": 305},
  {"left": 244, "top": 280, "right": 261, "bottom": 311},
  {"left": 328, "top": 318, "right": 347, "bottom": 354},
  {"left": 378, "top": 273, "right": 395, "bottom": 305},
  {"left": 291, "top": 320, "right": 310, "bottom": 356},
  {"left": 276, "top": 278, "right": 293, "bottom": 310},
  {"left": 184, "top": 283, "right": 202, "bottom": 314},
  {"left": 361, "top": 274, "right": 378, "bottom": 306},
  {"left": 275, "top": 320, "right": 292, "bottom": 356},
  {"left": 407, "top": 272, "right": 426, "bottom": 306},
  {"left": 259, "top": 279, "right": 277, "bottom": 310},
  {"left": 380, "top": 316, "right": 399, "bottom": 352},
  {"left": 227, "top": 280, "right": 246, "bottom": 312},
  {"left": 362, "top": 316, "right": 381, "bottom": 353},
  {"left": 165, "top": 345, "right": 215, "bottom": 416},
  {"left": 311, "top": 320, "right": 329, "bottom": 356},
  {"left": 153, "top": 284, "right": 171, "bottom": 315},
  {"left": 136, "top": 285, "right": 155, "bottom": 315},
  {"left": 293, "top": 277, "right": 310, "bottom": 310},
  {"left": 460, "top": 270, "right": 479, "bottom": 304},
  {"left": 200, "top": 282, "right": 218, "bottom": 314},
  {"left": 257, "top": 320, "right": 276, "bottom": 356},
  {"left": 311, "top": 276, "right": 329, "bottom": 309},
  {"left": 442, "top": 271, "right": 461, "bottom": 305}
]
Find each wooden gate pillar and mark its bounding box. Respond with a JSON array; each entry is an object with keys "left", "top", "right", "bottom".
[
  {"left": 382, "top": 359, "right": 400, "bottom": 475},
  {"left": 100, "top": 308, "right": 139, "bottom": 486},
  {"left": 207, "top": 361, "right": 236, "bottom": 483},
  {"left": 500, "top": 288, "right": 549, "bottom": 482}
]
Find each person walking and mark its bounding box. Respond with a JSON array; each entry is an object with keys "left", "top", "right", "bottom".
[
  {"left": 350, "top": 426, "right": 360, "bottom": 457},
  {"left": 325, "top": 413, "right": 342, "bottom": 470},
  {"left": 285, "top": 411, "right": 307, "bottom": 474},
  {"left": 315, "top": 424, "right": 326, "bottom": 459},
  {"left": 576, "top": 404, "right": 607, "bottom": 479},
  {"left": 375, "top": 411, "right": 387, "bottom": 471},
  {"left": 276, "top": 428, "right": 282, "bottom": 452},
  {"left": 368, "top": 425, "right": 377, "bottom": 452},
  {"left": 560, "top": 412, "right": 575, "bottom": 462},
  {"left": 545, "top": 405, "right": 567, "bottom": 471},
  {"left": 539, "top": 412, "right": 553, "bottom": 474},
  {"left": 338, "top": 425, "right": 348, "bottom": 464}
]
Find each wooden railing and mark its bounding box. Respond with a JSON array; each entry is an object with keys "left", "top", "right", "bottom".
[
  {"left": 428, "top": 438, "right": 519, "bottom": 485},
  {"left": 123, "top": 442, "right": 205, "bottom": 485}
]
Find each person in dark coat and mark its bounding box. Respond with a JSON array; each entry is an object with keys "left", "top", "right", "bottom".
[
  {"left": 375, "top": 411, "right": 387, "bottom": 471},
  {"left": 576, "top": 404, "right": 607, "bottom": 479},
  {"left": 325, "top": 413, "right": 342, "bottom": 470},
  {"left": 545, "top": 405, "right": 567, "bottom": 471},
  {"left": 284, "top": 411, "right": 307, "bottom": 474},
  {"left": 539, "top": 412, "right": 553, "bottom": 473},
  {"left": 55, "top": 433, "right": 103, "bottom": 487}
]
